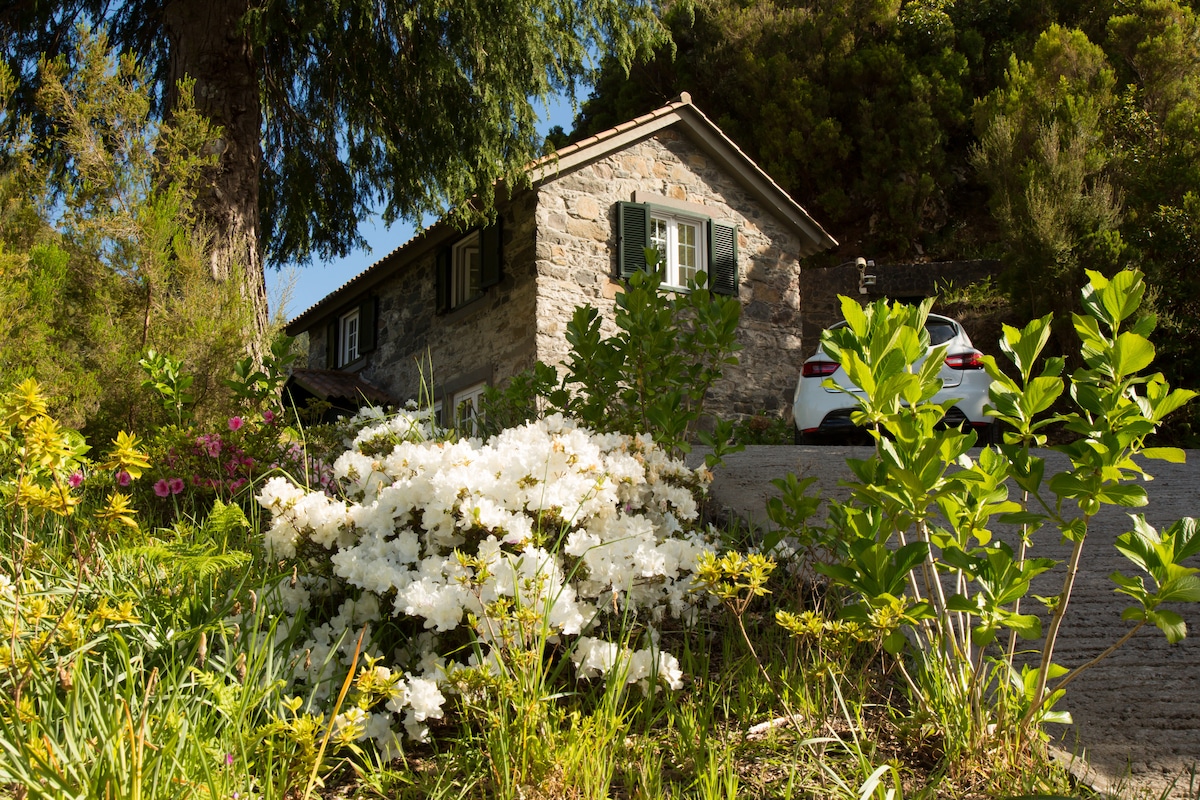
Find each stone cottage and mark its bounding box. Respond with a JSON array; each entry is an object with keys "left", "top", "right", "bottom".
[{"left": 285, "top": 94, "right": 837, "bottom": 427}]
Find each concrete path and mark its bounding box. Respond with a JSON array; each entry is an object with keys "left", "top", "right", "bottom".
[{"left": 694, "top": 445, "right": 1200, "bottom": 799}]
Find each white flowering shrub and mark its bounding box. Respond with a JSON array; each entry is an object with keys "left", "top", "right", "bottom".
[{"left": 255, "top": 408, "right": 718, "bottom": 748}]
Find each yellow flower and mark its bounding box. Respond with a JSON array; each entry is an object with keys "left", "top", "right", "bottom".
[
  {"left": 99, "top": 431, "right": 151, "bottom": 480},
  {"left": 1, "top": 378, "right": 48, "bottom": 430},
  {"left": 96, "top": 492, "right": 139, "bottom": 530}
]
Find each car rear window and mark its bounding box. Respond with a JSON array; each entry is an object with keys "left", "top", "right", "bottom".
[{"left": 925, "top": 321, "right": 957, "bottom": 345}]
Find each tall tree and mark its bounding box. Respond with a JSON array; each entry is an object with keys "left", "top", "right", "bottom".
[
  {"left": 972, "top": 25, "right": 1124, "bottom": 325},
  {"left": 1, "top": 1, "right": 664, "bottom": 336},
  {"left": 571, "top": 0, "right": 977, "bottom": 258},
  {"left": 1, "top": 33, "right": 254, "bottom": 437}
]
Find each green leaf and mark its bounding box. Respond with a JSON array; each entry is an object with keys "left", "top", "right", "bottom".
[
  {"left": 1147, "top": 609, "right": 1187, "bottom": 643},
  {"left": 1156, "top": 575, "right": 1200, "bottom": 604},
  {"left": 883, "top": 629, "right": 908, "bottom": 655},
  {"left": 971, "top": 624, "right": 998, "bottom": 647},
  {"left": 1111, "top": 331, "right": 1155, "bottom": 377},
  {"left": 1001, "top": 612, "right": 1042, "bottom": 640},
  {"left": 1142, "top": 447, "right": 1186, "bottom": 464},
  {"left": 1098, "top": 484, "right": 1149, "bottom": 507}
]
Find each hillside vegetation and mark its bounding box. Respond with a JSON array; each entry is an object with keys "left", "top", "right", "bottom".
[{"left": 569, "top": 0, "right": 1200, "bottom": 430}]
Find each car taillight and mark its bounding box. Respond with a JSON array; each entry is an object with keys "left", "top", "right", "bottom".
[
  {"left": 945, "top": 350, "right": 985, "bottom": 370},
  {"left": 802, "top": 360, "right": 840, "bottom": 377}
]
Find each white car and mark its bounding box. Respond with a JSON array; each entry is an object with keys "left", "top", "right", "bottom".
[{"left": 792, "top": 314, "right": 995, "bottom": 445}]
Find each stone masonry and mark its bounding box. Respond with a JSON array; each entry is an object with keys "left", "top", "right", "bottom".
[{"left": 534, "top": 130, "right": 810, "bottom": 417}]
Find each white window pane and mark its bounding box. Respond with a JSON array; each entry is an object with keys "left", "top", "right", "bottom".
[
  {"left": 677, "top": 222, "right": 698, "bottom": 285},
  {"left": 649, "top": 218, "right": 668, "bottom": 269},
  {"left": 340, "top": 310, "right": 359, "bottom": 365},
  {"left": 452, "top": 232, "right": 482, "bottom": 307},
  {"left": 453, "top": 382, "right": 487, "bottom": 437},
  {"left": 646, "top": 211, "right": 709, "bottom": 288}
]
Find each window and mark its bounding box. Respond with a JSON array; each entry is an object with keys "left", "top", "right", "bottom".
[
  {"left": 617, "top": 201, "right": 738, "bottom": 295},
  {"left": 649, "top": 212, "right": 706, "bottom": 288},
  {"left": 452, "top": 382, "right": 487, "bottom": 436},
  {"left": 325, "top": 298, "right": 376, "bottom": 369},
  {"left": 437, "top": 222, "right": 503, "bottom": 313},
  {"left": 452, "top": 231, "right": 483, "bottom": 307},
  {"left": 339, "top": 309, "right": 360, "bottom": 365}
]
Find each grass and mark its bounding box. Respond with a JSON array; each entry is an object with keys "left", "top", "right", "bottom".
[
  {"left": 0, "top": 512, "right": 1098, "bottom": 800},
  {"left": 0, "top": 420, "right": 1161, "bottom": 800}
]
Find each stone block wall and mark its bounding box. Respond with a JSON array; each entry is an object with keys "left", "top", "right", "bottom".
[
  {"left": 311, "top": 192, "right": 542, "bottom": 406},
  {"left": 532, "top": 130, "right": 810, "bottom": 418},
  {"left": 798, "top": 259, "right": 1002, "bottom": 349}
]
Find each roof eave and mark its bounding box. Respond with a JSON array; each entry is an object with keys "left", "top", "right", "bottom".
[{"left": 287, "top": 93, "right": 837, "bottom": 331}]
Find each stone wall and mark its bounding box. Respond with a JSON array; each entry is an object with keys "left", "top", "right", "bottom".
[
  {"left": 532, "top": 130, "right": 810, "bottom": 417},
  {"left": 304, "top": 129, "right": 832, "bottom": 423},
  {"left": 798, "top": 259, "right": 1002, "bottom": 347},
  {"left": 311, "top": 192, "right": 541, "bottom": 406}
]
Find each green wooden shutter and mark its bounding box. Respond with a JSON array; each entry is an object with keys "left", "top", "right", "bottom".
[
  {"left": 435, "top": 248, "right": 451, "bottom": 312},
  {"left": 480, "top": 220, "right": 502, "bottom": 289},
  {"left": 325, "top": 321, "right": 338, "bottom": 367},
  {"left": 709, "top": 221, "right": 738, "bottom": 296},
  {"left": 358, "top": 297, "right": 376, "bottom": 354},
  {"left": 617, "top": 202, "right": 650, "bottom": 278}
]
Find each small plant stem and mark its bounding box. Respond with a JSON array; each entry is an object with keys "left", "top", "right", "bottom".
[
  {"left": 303, "top": 624, "right": 367, "bottom": 800},
  {"left": 1006, "top": 495, "right": 1033, "bottom": 664},
  {"left": 733, "top": 611, "right": 806, "bottom": 736},
  {"left": 917, "top": 519, "right": 962, "bottom": 664},
  {"left": 1021, "top": 520, "right": 1090, "bottom": 735},
  {"left": 893, "top": 656, "right": 934, "bottom": 717},
  {"left": 894, "top": 526, "right": 934, "bottom": 651},
  {"left": 968, "top": 639, "right": 990, "bottom": 741},
  {"left": 1054, "top": 620, "right": 1145, "bottom": 693}
]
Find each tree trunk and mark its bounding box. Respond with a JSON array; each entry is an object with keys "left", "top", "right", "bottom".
[{"left": 162, "top": 0, "right": 268, "bottom": 348}]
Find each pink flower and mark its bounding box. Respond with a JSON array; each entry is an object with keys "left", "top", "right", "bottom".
[
  {"left": 153, "top": 479, "right": 170, "bottom": 498},
  {"left": 197, "top": 434, "right": 221, "bottom": 458},
  {"left": 228, "top": 416, "right": 244, "bottom": 431},
  {"left": 263, "top": 409, "right": 276, "bottom": 424},
  {"left": 68, "top": 471, "right": 84, "bottom": 489},
  {"left": 168, "top": 477, "right": 185, "bottom": 495},
  {"left": 116, "top": 470, "right": 132, "bottom": 487},
  {"left": 224, "top": 752, "right": 234, "bottom": 766}
]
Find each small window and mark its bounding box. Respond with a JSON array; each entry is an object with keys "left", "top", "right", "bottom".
[
  {"left": 437, "top": 224, "right": 502, "bottom": 313},
  {"left": 649, "top": 212, "right": 706, "bottom": 288},
  {"left": 339, "top": 309, "right": 360, "bottom": 366},
  {"left": 618, "top": 202, "right": 738, "bottom": 295},
  {"left": 452, "top": 382, "right": 487, "bottom": 437},
  {"left": 452, "top": 231, "right": 483, "bottom": 308}
]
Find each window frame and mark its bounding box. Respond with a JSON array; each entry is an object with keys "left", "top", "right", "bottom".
[
  {"left": 617, "top": 201, "right": 738, "bottom": 296},
  {"left": 338, "top": 308, "right": 360, "bottom": 366},
  {"left": 451, "top": 382, "right": 487, "bottom": 437},
  {"left": 325, "top": 297, "right": 376, "bottom": 370},
  {"left": 451, "top": 230, "right": 483, "bottom": 308},
  {"left": 436, "top": 221, "right": 503, "bottom": 314},
  {"left": 649, "top": 210, "right": 708, "bottom": 289}
]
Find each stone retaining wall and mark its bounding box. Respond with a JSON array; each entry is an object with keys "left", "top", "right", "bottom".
[{"left": 799, "top": 259, "right": 1002, "bottom": 348}]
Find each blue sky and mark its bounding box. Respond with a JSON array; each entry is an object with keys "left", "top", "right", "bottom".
[{"left": 268, "top": 94, "right": 579, "bottom": 322}]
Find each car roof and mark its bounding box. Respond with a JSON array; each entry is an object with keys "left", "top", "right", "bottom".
[{"left": 828, "top": 312, "right": 959, "bottom": 329}]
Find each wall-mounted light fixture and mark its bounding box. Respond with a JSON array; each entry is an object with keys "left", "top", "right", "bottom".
[
  {"left": 854, "top": 257, "right": 877, "bottom": 294},
  {"left": 821, "top": 256, "right": 878, "bottom": 294}
]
